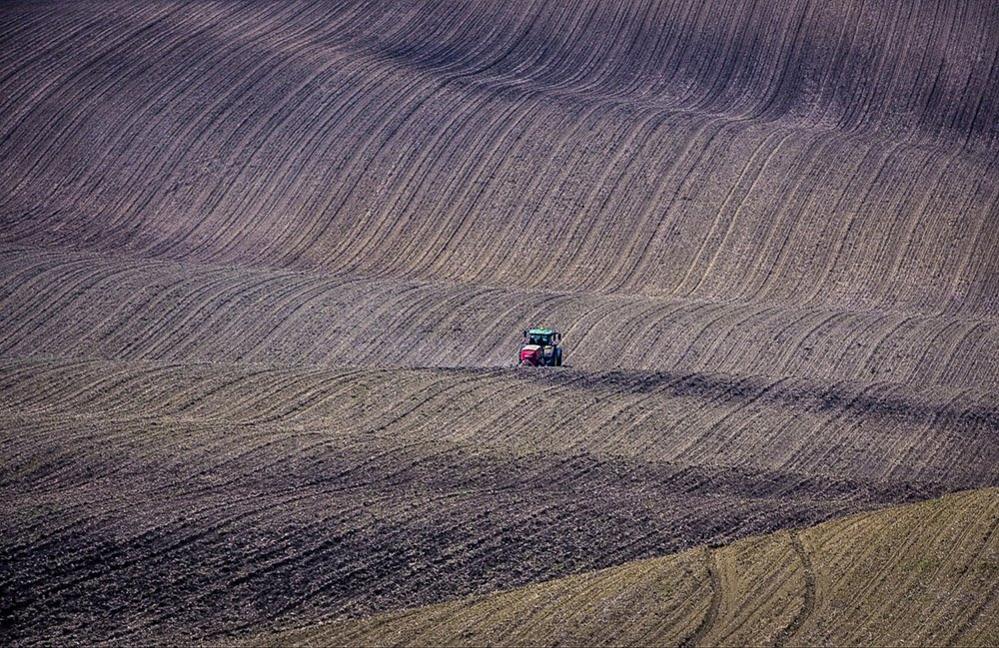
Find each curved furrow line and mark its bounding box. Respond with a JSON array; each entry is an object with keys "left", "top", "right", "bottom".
[
  {"left": 700, "top": 305, "right": 803, "bottom": 374},
  {"left": 838, "top": 380, "right": 953, "bottom": 479},
  {"left": 0, "top": 3, "right": 182, "bottom": 160},
  {"left": 447, "top": 372, "right": 610, "bottom": 448},
  {"left": 862, "top": 150, "right": 992, "bottom": 313},
  {"left": 44, "top": 6, "right": 281, "bottom": 215},
  {"left": 674, "top": 302, "right": 770, "bottom": 369},
  {"left": 332, "top": 284, "right": 462, "bottom": 364},
  {"left": 0, "top": 259, "right": 113, "bottom": 352},
  {"left": 744, "top": 136, "right": 844, "bottom": 303},
  {"left": 0, "top": 266, "right": 176, "bottom": 354},
  {"left": 867, "top": 147, "right": 953, "bottom": 308},
  {"left": 305, "top": 281, "right": 434, "bottom": 364},
  {"left": 884, "top": 387, "right": 985, "bottom": 485},
  {"left": 579, "top": 114, "right": 739, "bottom": 291},
  {"left": 605, "top": 103, "right": 804, "bottom": 293},
  {"left": 0, "top": 259, "right": 186, "bottom": 357},
  {"left": 765, "top": 310, "right": 854, "bottom": 378},
  {"left": 397, "top": 16, "right": 654, "bottom": 279},
  {"left": 133, "top": 273, "right": 319, "bottom": 363},
  {"left": 805, "top": 139, "right": 918, "bottom": 307},
  {"left": 833, "top": 498, "right": 957, "bottom": 631},
  {"left": 97, "top": 2, "right": 346, "bottom": 244},
  {"left": 148, "top": 275, "right": 326, "bottom": 362},
  {"left": 352, "top": 15, "right": 664, "bottom": 280},
  {"left": 934, "top": 321, "right": 997, "bottom": 387},
  {"left": 764, "top": 377, "right": 877, "bottom": 474},
  {"left": 213, "top": 368, "right": 358, "bottom": 424},
  {"left": 530, "top": 297, "right": 631, "bottom": 366},
  {"left": 855, "top": 313, "right": 923, "bottom": 377},
  {"left": 376, "top": 3, "right": 712, "bottom": 280},
  {"left": 379, "top": 285, "right": 494, "bottom": 364},
  {"left": 642, "top": 373, "right": 764, "bottom": 463},
  {"left": 84, "top": 267, "right": 232, "bottom": 353},
  {"left": 255, "top": 498, "right": 568, "bottom": 626},
  {"left": 235, "top": 276, "right": 368, "bottom": 361},
  {"left": 0, "top": 9, "right": 102, "bottom": 97},
  {"left": 167, "top": 2, "right": 416, "bottom": 262},
  {"left": 581, "top": 373, "right": 710, "bottom": 457},
  {"left": 11, "top": 361, "right": 188, "bottom": 417},
  {"left": 1, "top": 0, "right": 994, "bottom": 295},
  {"left": 203, "top": 33, "right": 453, "bottom": 264},
  {"left": 898, "top": 317, "right": 973, "bottom": 383},
  {"left": 0, "top": 5, "right": 223, "bottom": 202},
  {"left": 370, "top": 99, "right": 577, "bottom": 280},
  {"left": 5, "top": 244, "right": 998, "bottom": 384},
  {"left": 326, "top": 8, "right": 608, "bottom": 276},
  {"left": 824, "top": 312, "right": 899, "bottom": 378},
  {"left": 75, "top": 3, "right": 349, "bottom": 245},
  {"left": 3, "top": 469, "right": 406, "bottom": 605},
  {"left": 332, "top": 74, "right": 578, "bottom": 276},
  {"left": 197, "top": 11, "right": 414, "bottom": 261},
  {"left": 859, "top": 490, "right": 990, "bottom": 635},
  {"left": 3, "top": 416, "right": 434, "bottom": 550},
  {"left": 112, "top": 273, "right": 256, "bottom": 360},
  {"left": 681, "top": 126, "right": 802, "bottom": 299},
  {"left": 164, "top": 276, "right": 342, "bottom": 362},
  {"left": 105, "top": 367, "right": 285, "bottom": 421},
  {"left": 138, "top": 366, "right": 314, "bottom": 421},
  {"left": 940, "top": 509, "right": 999, "bottom": 644},
  {"left": 672, "top": 375, "right": 797, "bottom": 467},
  {"left": 651, "top": 302, "right": 746, "bottom": 369},
  {"left": 613, "top": 299, "right": 707, "bottom": 366},
  {"left": 243, "top": 370, "right": 385, "bottom": 425},
  {"left": 940, "top": 157, "right": 999, "bottom": 317},
  {"left": 568, "top": 114, "right": 731, "bottom": 291},
  {"left": 2, "top": 3, "right": 998, "bottom": 642},
  {"left": 273, "top": 1, "right": 553, "bottom": 269},
  {"left": 672, "top": 125, "right": 794, "bottom": 297}
]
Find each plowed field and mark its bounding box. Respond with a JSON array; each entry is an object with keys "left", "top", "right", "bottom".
[
  {"left": 250, "top": 488, "right": 999, "bottom": 647},
  {"left": 1, "top": 0, "right": 997, "bottom": 645}
]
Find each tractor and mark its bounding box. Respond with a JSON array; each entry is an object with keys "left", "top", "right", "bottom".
[{"left": 518, "top": 327, "right": 563, "bottom": 366}]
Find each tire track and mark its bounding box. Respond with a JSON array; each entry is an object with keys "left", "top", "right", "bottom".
[
  {"left": 774, "top": 530, "right": 816, "bottom": 647},
  {"left": 679, "top": 546, "right": 721, "bottom": 648}
]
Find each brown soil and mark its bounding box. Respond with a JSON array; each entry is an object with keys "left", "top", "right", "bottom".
[
  {"left": 1, "top": 359, "right": 995, "bottom": 644},
  {"left": 248, "top": 488, "right": 997, "bottom": 647},
  {"left": 0, "top": 0, "right": 996, "bottom": 644}
]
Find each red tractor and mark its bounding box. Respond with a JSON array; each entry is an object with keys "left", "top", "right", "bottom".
[{"left": 518, "top": 327, "right": 563, "bottom": 366}]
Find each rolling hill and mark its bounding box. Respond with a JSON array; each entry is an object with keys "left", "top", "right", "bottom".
[{"left": 1, "top": 0, "right": 996, "bottom": 644}]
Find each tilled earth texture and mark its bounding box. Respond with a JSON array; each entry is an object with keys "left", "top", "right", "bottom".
[{"left": 1, "top": 0, "right": 997, "bottom": 646}]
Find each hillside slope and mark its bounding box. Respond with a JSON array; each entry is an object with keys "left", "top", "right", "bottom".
[
  {"left": 2, "top": 358, "right": 996, "bottom": 643},
  {"left": 249, "top": 487, "right": 999, "bottom": 647},
  {"left": 1, "top": 0, "right": 997, "bottom": 644},
  {"left": 3, "top": 245, "right": 998, "bottom": 390},
  {"left": 1, "top": 0, "right": 997, "bottom": 308}
]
